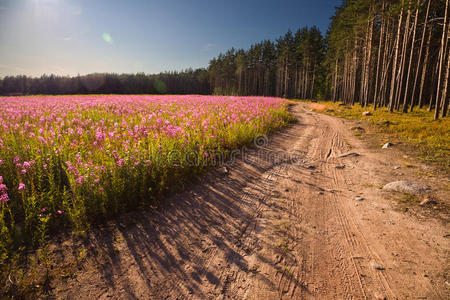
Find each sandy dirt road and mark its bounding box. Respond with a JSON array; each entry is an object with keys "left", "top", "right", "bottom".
[{"left": 51, "top": 103, "right": 449, "bottom": 299}]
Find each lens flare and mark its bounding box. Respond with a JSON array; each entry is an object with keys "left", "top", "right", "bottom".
[{"left": 102, "top": 33, "right": 113, "bottom": 44}]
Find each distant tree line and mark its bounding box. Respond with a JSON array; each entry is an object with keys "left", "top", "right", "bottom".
[
  {"left": 1, "top": 0, "right": 448, "bottom": 119},
  {"left": 0, "top": 69, "right": 210, "bottom": 95},
  {"left": 208, "top": 27, "right": 325, "bottom": 99}
]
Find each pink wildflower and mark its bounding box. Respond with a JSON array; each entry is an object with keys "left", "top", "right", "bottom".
[
  {"left": 38, "top": 136, "right": 46, "bottom": 144},
  {"left": 117, "top": 159, "right": 124, "bottom": 167},
  {"left": 18, "top": 183, "right": 25, "bottom": 191},
  {"left": 0, "top": 194, "right": 9, "bottom": 203}
]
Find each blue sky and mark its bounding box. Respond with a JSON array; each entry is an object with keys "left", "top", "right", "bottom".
[{"left": 0, "top": 0, "right": 341, "bottom": 77}]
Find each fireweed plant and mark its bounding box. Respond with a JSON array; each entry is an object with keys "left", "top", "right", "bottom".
[{"left": 0, "top": 95, "right": 290, "bottom": 263}]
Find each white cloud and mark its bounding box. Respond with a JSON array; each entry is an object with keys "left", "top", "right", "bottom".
[{"left": 201, "top": 43, "right": 215, "bottom": 52}]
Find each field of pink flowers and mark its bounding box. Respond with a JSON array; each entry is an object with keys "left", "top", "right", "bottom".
[{"left": 0, "top": 95, "right": 290, "bottom": 262}]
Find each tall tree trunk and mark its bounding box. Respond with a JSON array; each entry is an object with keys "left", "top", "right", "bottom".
[
  {"left": 429, "top": 51, "right": 441, "bottom": 111},
  {"left": 403, "top": 1, "right": 420, "bottom": 113},
  {"left": 435, "top": 0, "right": 449, "bottom": 119},
  {"left": 395, "top": 6, "right": 411, "bottom": 111},
  {"left": 333, "top": 57, "right": 338, "bottom": 102},
  {"left": 344, "top": 54, "right": 349, "bottom": 103},
  {"left": 379, "top": 18, "right": 393, "bottom": 107},
  {"left": 419, "top": 23, "right": 433, "bottom": 108},
  {"left": 351, "top": 39, "right": 358, "bottom": 105},
  {"left": 363, "top": 3, "right": 374, "bottom": 107},
  {"left": 411, "top": 0, "right": 431, "bottom": 111},
  {"left": 311, "top": 61, "right": 316, "bottom": 99},
  {"left": 389, "top": 1, "right": 404, "bottom": 111},
  {"left": 305, "top": 61, "right": 310, "bottom": 99},
  {"left": 360, "top": 21, "right": 369, "bottom": 106},
  {"left": 294, "top": 64, "right": 298, "bottom": 98},
  {"left": 284, "top": 57, "right": 288, "bottom": 98},
  {"left": 440, "top": 24, "right": 450, "bottom": 117},
  {"left": 374, "top": 1, "right": 386, "bottom": 110}
]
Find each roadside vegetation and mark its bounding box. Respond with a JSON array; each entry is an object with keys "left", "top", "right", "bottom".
[{"left": 307, "top": 101, "right": 450, "bottom": 168}]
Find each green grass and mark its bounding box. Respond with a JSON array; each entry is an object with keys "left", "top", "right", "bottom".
[{"left": 302, "top": 101, "right": 449, "bottom": 169}]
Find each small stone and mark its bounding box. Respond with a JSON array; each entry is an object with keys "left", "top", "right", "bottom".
[
  {"left": 335, "top": 165, "right": 345, "bottom": 169},
  {"left": 306, "top": 165, "right": 316, "bottom": 169},
  {"left": 371, "top": 262, "right": 385, "bottom": 270},
  {"left": 383, "top": 180, "right": 430, "bottom": 194},
  {"left": 420, "top": 196, "right": 437, "bottom": 206},
  {"left": 393, "top": 166, "right": 401, "bottom": 170},
  {"left": 353, "top": 196, "right": 364, "bottom": 201},
  {"left": 362, "top": 111, "right": 372, "bottom": 116},
  {"left": 382, "top": 142, "right": 393, "bottom": 149},
  {"left": 337, "top": 152, "right": 360, "bottom": 158},
  {"left": 218, "top": 166, "right": 229, "bottom": 174}
]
